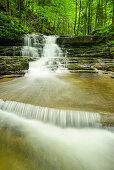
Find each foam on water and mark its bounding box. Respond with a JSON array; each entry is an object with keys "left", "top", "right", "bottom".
[{"left": 0, "top": 109, "right": 114, "bottom": 170}]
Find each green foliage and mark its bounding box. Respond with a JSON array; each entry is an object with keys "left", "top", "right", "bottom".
[
  {"left": 102, "top": 46, "right": 109, "bottom": 52},
  {"left": 0, "top": 0, "right": 114, "bottom": 40},
  {"left": 92, "top": 25, "right": 114, "bottom": 36},
  {"left": 107, "top": 41, "right": 114, "bottom": 47},
  {"left": 0, "top": 11, "right": 33, "bottom": 41}
]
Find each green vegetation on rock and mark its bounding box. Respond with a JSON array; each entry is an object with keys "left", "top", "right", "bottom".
[
  {"left": 104, "top": 65, "right": 114, "bottom": 71},
  {"left": 68, "top": 64, "right": 83, "bottom": 70}
]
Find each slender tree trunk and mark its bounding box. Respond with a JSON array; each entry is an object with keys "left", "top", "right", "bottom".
[
  {"left": 104, "top": 1, "right": 107, "bottom": 24},
  {"left": 90, "top": 1, "right": 93, "bottom": 33},
  {"left": 84, "top": 7, "right": 87, "bottom": 35},
  {"left": 113, "top": 0, "right": 114, "bottom": 26},
  {"left": 74, "top": 0, "right": 77, "bottom": 35},
  {"left": 88, "top": 1, "right": 91, "bottom": 35},
  {"left": 18, "top": 0, "right": 23, "bottom": 18},
  {"left": 101, "top": 0, "right": 103, "bottom": 26},
  {"left": 95, "top": 0, "right": 99, "bottom": 30},
  {"left": 98, "top": 0, "right": 101, "bottom": 26},
  {"left": 6, "top": 0, "right": 11, "bottom": 18},
  {"left": 77, "top": 0, "right": 81, "bottom": 35}
]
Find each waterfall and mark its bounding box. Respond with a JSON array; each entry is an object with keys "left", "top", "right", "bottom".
[
  {"left": 21, "top": 34, "right": 44, "bottom": 58},
  {"left": 21, "top": 34, "right": 68, "bottom": 78},
  {"left": 0, "top": 99, "right": 101, "bottom": 128}
]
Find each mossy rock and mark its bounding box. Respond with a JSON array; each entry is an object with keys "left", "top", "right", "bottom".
[
  {"left": 101, "top": 114, "right": 114, "bottom": 127},
  {"left": 68, "top": 64, "right": 84, "bottom": 70},
  {"left": 104, "top": 65, "right": 114, "bottom": 71}
]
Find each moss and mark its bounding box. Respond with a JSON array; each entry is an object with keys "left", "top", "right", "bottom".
[
  {"left": 80, "top": 45, "right": 93, "bottom": 49},
  {"left": 101, "top": 114, "right": 114, "bottom": 127},
  {"left": 0, "top": 56, "right": 30, "bottom": 74},
  {"left": 21, "top": 62, "right": 29, "bottom": 70},
  {"left": 80, "top": 59, "right": 97, "bottom": 64},
  {"left": 104, "top": 65, "right": 114, "bottom": 71},
  {"left": 68, "top": 64, "right": 84, "bottom": 70}
]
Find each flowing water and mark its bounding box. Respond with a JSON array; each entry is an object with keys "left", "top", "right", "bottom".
[{"left": 0, "top": 34, "right": 114, "bottom": 170}]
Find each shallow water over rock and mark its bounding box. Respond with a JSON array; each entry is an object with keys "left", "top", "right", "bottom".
[{"left": 0, "top": 73, "right": 114, "bottom": 114}]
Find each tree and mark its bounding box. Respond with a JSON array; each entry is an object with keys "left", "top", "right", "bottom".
[
  {"left": 74, "top": 0, "right": 77, "bottom": 35},
  {"left": 112, "top": 0, "right": 114, "bottom": 26}
]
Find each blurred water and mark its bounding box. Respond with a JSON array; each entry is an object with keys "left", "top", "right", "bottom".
[{"left": 0, "top": 109, "right": 114, "bottom": 170}]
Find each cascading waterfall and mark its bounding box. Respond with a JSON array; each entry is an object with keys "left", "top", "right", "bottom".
[
  {"left": 22, "top": 34, "right": 68, "bottom": 78},
  {"left": 21, "top": 34, "right": 44, "bottom": 58},
  {"left": 0, "top": 34, "right": 114, "bottom": 170}
]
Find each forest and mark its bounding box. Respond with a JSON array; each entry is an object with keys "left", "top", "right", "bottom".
[{"left": 0, "top": 0, "right": 114, "bottom": 41}]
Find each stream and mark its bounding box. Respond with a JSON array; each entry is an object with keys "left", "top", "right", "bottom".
[{"left": 0, "top": 34, "right": 114, "bottom": 170}]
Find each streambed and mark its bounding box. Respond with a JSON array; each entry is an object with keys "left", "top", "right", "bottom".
[{"left": 0, "top": 73, "right": 114, "bottom": 114}]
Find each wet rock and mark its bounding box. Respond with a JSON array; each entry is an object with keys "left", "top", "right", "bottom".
[
  {"left": 57, "top": 36, "right": 114, "bottom": 47},
  {"left": 0, "top": 56, "right": 36, "bottom": 75},
  {"left": 101, "top": 114, "right": 114, "bottom": 127},
  {"left": 0, "top": 46, "right": 22, "bottom": 56},
  {"left": 0, "top": 36, "right": 23, "bottom": 46},
  {"left": 111, "top": 75, "right": 114, "bottom": 78},
  {"left": 57, "top": 36, "right": 94, "bottom": 47}
]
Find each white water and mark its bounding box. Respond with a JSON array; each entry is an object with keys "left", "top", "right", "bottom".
[
  {"left": 0, "top": 109, "right": 114, "bottom": 170},
  {"left": 21, "top": 34, "right": 42, "bottom": 58},
  {"left": 22, "top": 34, "right": 68, "bottom": 79},
  {"left": 0, "top": 99, "right": 101, "bottom": 128}
]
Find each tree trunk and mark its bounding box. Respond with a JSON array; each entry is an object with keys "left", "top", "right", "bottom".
[
  {"left": 101, "top": 0, "right": 103, "bottom": 26},
  {"left": 104, "top": 1, "right": 107, "bottom": 23},
  {"left": 77, "top": 0, "right": 81, "bottom": 35},
  {"left": 74, "top": 0, "right": 77, "bottom": 35},
  {"left": 18, "top": 0, "right": 22, "bottom": 18},
  {"left": 6, "top": 0, "right": 11, "bottom": 18},
  {"left": 113, "top": 0, "right": 114, "bottom": 26},
  {"left": 88, "top": 1, "right": 91, "bottom": 35},
  {"left": 84, "top": 6, "right": 87, "bottom": 35},
  {"left": 95, "top": 0, "right": 99, "bottom": 30}
]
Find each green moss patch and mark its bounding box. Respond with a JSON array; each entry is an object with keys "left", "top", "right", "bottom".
[
  {"left": 104, "top": 65, "right": 114, "bottom": 71},
  {"left": 68, "top": 64, "right": 84, "bottom": 70}
]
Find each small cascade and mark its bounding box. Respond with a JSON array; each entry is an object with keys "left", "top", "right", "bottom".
[
  {"left": 21, "top": 34, "right": 44, "bottom": 58},
  {"left": 0, "top": 99, "right": 101, "bottom": 128},
  {"left": 21, "top": 34, "right": 68, "bottom": 78}
]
